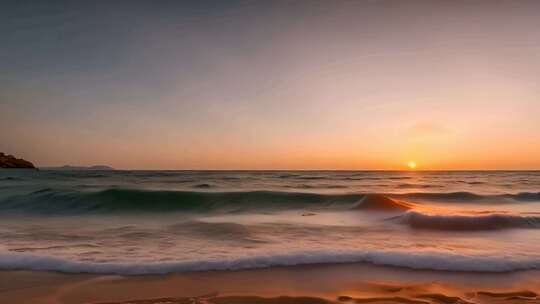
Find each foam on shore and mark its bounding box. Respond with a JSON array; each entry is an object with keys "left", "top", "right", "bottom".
[{"left": 1, "top": 249, "right": 540, "bottom": 275}]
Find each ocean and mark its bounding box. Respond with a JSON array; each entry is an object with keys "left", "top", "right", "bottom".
[{"left": 0, "top": 170, "right": 539, "bottom": 275}]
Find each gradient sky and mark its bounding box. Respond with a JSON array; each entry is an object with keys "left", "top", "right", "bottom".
[{"left": 1, "top": 0, "right": 539, "bottom": 170}]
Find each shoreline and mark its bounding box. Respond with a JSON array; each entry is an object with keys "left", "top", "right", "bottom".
[{"left": 1, "top": 263, "right": 539, "bottom": 304}]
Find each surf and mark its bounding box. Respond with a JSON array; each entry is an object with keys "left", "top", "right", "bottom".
[
  {"left": 1, "top": 188, "right": 539, "bottom": 215},
  {"left": 1, "top": 249, "right": 539, "bottom": 275},
  {"left": 394, "top": 211, "right": 540, "bottom": 230},
  {"left": 0, "top": 188, "right": 361, "bottom": 214}
]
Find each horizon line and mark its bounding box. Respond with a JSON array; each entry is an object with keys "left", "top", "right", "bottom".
[{"left": 34, "top": 167, "right": 540, "bottom": 172}]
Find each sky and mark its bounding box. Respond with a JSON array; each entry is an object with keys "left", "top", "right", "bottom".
[{"left": 1, "top": 0, "right": 539, "bottom": 170}]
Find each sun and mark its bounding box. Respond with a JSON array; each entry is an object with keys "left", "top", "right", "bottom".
[{"left": 407, "top": 161, "right": 417, "bottom": 169}]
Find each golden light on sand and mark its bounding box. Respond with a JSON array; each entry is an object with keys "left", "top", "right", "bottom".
[{"left": 407, "top": 161, "right": 417, "bottom": 169}]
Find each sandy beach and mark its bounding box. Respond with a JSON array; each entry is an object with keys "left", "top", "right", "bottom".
[{"left": 1, "top": 263, "right": 539, "bottom": 304}]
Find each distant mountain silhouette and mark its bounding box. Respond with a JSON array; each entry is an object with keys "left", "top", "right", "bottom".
[
  {"left": 0, "top": 152, "right": 36, "bottom": 169},
  {"left": 43, "top": 165, "right": 115, "bottom": 170}
]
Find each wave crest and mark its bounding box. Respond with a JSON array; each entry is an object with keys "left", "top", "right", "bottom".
[
  {"left": 1, "top": 188, "right": 538, "bottom": 214},
  {"left": 397, "top": 211, "right": 540, "bottom": 230},
  {"left": 0, "top": 250, "right": 538, "bottom": 274},
  {"left": 352, "top": 194, "right": 413, "bottom": 211},
  {"left": 0, "top": 189, "right": 361, "bottom": 214}
]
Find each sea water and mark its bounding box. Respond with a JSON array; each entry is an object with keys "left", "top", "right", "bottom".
[{"left": 0, "top": 170, "right": 539, "bottom": 274}]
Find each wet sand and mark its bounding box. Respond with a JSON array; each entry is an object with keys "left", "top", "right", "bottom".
[{"left": 0, "top": 263, "right": 539, "bottom": 304}]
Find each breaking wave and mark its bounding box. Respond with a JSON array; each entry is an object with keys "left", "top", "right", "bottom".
[
  {"left": 396, "top": 211, "right": 540, "bottom": 230},
  {"left": 1, "top": 188, "right": 539, "bottom": 214},
  {"left": 0, "top": 188, "right": 359, "bottom": 214},
  {"left": 352, "top": 194, "right": 413, "bottom": 211},
  {"left": 1, "top": 249, "right": 539, "bottom": 275}
]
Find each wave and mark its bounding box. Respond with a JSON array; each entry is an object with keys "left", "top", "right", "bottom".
[
  {"left": 511, "top": 192, "right": 540, "bottom": 201},
  {"left": 395, "top": 191, "right": 488, "bottom": 201},
  {"left": 1, "top": 188, "right": 539, "bottom": 215},
  {"left": 1, "top": 249, "right": 539, "bottom": 275},
  {"left": 352, "top": 194, "right": 413, "bottom": 211},
  {"left": 396, "top": 211, "right": 540, "bottom": 230},
  {"left": 395, "top": 191, "right": 540, "bottom": 202},
  {"left": 0, "top": 188, "right": 362, "bottom": 214}
]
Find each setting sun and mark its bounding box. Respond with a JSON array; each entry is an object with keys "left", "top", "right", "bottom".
[{"left": 407, "top": 161, "right": 417, "bottom": 169}]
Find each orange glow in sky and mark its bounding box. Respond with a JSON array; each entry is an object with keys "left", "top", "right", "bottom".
[{"left": 1, "top": 1, "right": 540, "bottom": 170}]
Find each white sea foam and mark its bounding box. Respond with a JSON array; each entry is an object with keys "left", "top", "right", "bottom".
[{"left": 1, "top": 250, "right": 539, "bottom": 275}]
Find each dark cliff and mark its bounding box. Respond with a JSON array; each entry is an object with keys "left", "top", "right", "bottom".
[{"left": 0, "top": 152, "right": 36, "bottom": 169}]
